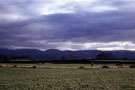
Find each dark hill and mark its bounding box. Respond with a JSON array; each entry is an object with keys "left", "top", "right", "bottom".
[{"left": 0, "top": 49, "right": 135, "bottom": 60}]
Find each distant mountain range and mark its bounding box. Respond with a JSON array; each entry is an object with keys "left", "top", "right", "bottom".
[{"left": 0, "top": 49, "right": 135, "bottom": 60}]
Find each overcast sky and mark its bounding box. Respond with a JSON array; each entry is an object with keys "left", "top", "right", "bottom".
[{"left": 0, "top": 0, "right": 135, "bottom": 51}]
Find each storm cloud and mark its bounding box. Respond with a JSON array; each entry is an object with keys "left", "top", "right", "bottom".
[{"left": 0, "top": 0, "right": 135, "bottom": 50}]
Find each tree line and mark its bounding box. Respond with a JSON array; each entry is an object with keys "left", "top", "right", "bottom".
[{"left": 0, "top": 52, "right": 128, "bottom": 61}]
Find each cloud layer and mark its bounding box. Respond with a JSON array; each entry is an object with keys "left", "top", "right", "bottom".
[{"left": 0, "top": 0, "right": 135, "bottom": 50}]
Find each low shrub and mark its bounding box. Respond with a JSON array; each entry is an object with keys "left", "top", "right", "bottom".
[
  {"left": 32, "top": 65, "right": 37, "bottom": 68},
  {"left": 116, "top": 63, "right": 123, "bottom": 68},
  {"left": 102, "top": 65, "right": 109, "bottom": 68},
  {"left": 129, "top": 65, "right": 135, "bottom": 68},
  {"left": 79, "top": 66, "right": 84, "bottom": 69},
  {"left": 13, "top": 65, "right": 17, "bottom": 68},
  {"left": 116, "top": 63, "right": 122, "bottom": 66}
]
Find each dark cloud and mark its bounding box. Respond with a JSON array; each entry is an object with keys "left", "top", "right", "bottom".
[{"left": 0, "top": 0, "right": 135, "bottom": 50}]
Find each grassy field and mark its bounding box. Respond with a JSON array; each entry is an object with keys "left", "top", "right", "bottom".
[{"left": 0, "top": 64, "right": 135, "bottom": 90}]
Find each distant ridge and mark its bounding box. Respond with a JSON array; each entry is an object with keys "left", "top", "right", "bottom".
[{"left": 0, "top": 48, "right": 135, "bottom": 60}]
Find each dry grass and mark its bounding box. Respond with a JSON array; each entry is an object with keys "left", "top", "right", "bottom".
[
  {"left": 0, "top": 67, "right": 135, "bottom": 90},
  {"left": 0, "top": 63, "right": 135, "bottom": 69}
]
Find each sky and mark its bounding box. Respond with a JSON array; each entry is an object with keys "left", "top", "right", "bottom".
[{"left": 0, "top": 0, "right": 135, "bottom": 51}]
